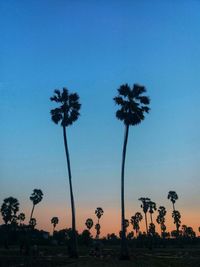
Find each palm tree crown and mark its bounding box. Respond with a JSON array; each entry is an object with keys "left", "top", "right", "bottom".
[
  {"left": 85, "top": 218, "right": 93, "bottom": 230},
  {"left": 51, "top": 217, "right": 59, "bottom": 228},
  {"left": 30, "top": 189, "right": 43, "bottom": 205},
  {"left": 167, "top": 191, "right": 178, "bottom": 204},
  {"left": 0, "top": 197, "right": 19, "bottom": 224},
  {"left": 95, "top": 207, "right": 104, "bottom": 220},
  {"left": 50, "top": 88, "right": 81, "bottom": 126},
  {"left": 113, "top": 84, "right": 150, "bottom": 126}
]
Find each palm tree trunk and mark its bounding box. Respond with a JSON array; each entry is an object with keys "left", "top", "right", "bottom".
[
  {"left": 150, "top": 213, "right": 153, "bottom": 224},
  {"left": 145, "top": 213, "right": 148, "bottom": 234},
  {"left": 120, "top": 124, "right": 130, "bottom": 260},
  {"left": 63, "top": 126, "right": 78, "bottom": 258},
  {"left": 30, "top": 204, "right": 35, "bottom": 222}
]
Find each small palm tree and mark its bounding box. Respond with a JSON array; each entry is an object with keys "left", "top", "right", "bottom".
[
  {"left": 139, "top": 197, "right": 150, "bottom": 234},
  {"left": 29, "top": 218, "right": 37, "bottom": 229},
  {"left": 130, "top": 212, "right": 143, "bottom": 237},
  {"left": 30, "top": 189, "right": 43, "bottom": 221},
  {"left": 114, "top": 84, "right": 150, "bottom": 259},
  {"left": 148, "top": 201, "right": 156, "bottom": 224},
  {"left": 0, "top": 197, "right": 19, "bottom": 225},
  {"left": 18, "top": 213, "right": 25, "bottom": 226},
  {"left": 50, "top": 88, "right": 81, "bottom": 258},
  {"left": 95, "top": 207, "right": 104, "bottom": 238},
  {"left": 85, "top": 218, "right": 93, "bottom": 231},
  {"left": 51, "top": 217, "right": 59, "bottom": 233},
  {"left": 156, "top": 206, "right": 167, "bottom": 237}
]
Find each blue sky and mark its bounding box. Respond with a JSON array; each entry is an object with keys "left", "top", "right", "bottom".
[{"left": 0, "top": 0, "right": 200, "bottom": 234}]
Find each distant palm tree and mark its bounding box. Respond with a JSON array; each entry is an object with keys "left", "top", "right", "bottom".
[
  {"left": 95, "top": 207, "right": 104, "bottom": 224},
  {"left": 29, "top": 189, "right": 43, "bottom": 221},
  {"left": 167, "top": 191, "right": 178, "bottom": 211},
  {"left": 156, "top": 206, "right": 167, "bottom": 237},
  {"left": 0, "top": 197, "right": 19, "bottom": 225},
  {"left": 51, "top": 217, "right": 59, "bottom": 233},
  {"left": 29, "top": 218, "right": 37, "bottom": 229},
  {"left": 139, "top": 197, "right": 150, "bottom": 234},
  {"left": 18, "top": 213, "right": 25, "bottom": 226},
  {"left": 172, "top": 210, "right": 181, "bottom": 235},
  {"left": 95, "top": 207, "right": 104, "bottom": 238},
  {"left": 85, "top": 218, "right": 93, "bottom": 231},
  {"left": 148, "top": 201, "right": 156, "bottom": 224},
  {"left": 130, "top": 212, "right": 143, "bottom": 236},
  {"left": 168, "top": 191, "right": 180, "bottom": 235},
  {"left": 114, "top": 84, "right": 150, "bottom": 259},
  {"left": 50, "top": 88, "right": 81, "bottom": 258}
]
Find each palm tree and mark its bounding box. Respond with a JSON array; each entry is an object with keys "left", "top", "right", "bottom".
[
  {"left": 50, "top": 88, "right": 81, "bottom": 258},
  {"left": 85, "top": 218, "right": 93, "bottom": 231},
  {"left": 29, "top": 218, "right": 37, "bottom": 229},
  {"left": 139, "top": 197, "right": 150, "bottom": 234},
  {"left": 156, "top": 206, "right": 167, "bottom": 237},
  {"left": 167, "top": 191, "right": 178, "bottom": 211},
  {"left": 18, "top": 213, "right": 25, "bottom": 226},
  {"left": 29, "top": 189, "right": 43, "bottom": 221},
  {"left": 0, "top": 197, "right": 19, "bottom": 225},
  {"left": 168, "top": 191, "right": 180, "bottom": 236},
  {"left": 95, "top": 207, "right": 104, "bottom": 238},
  {"left": 114, "top": 84, "right": 150, "bottom": 259},
  {"left": 95, "top": 207, "right": 104, "bottom": 224},
  {"left": 51, "top": 217, "right": 59, "bottom": 233},
  {"left": 130, "top": 212, "right": 143, "bottom": 237},
  {"left": 148, "top": 201, "right": 156, "bottom": 224}
]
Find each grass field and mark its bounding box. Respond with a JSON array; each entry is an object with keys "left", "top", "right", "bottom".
[{"left": 1, "top": 246, "right": 200, "bottom": 267}]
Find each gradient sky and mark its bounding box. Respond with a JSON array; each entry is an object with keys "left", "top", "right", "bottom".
[{"left": 1, "top": 0, "right": 200, "bottom": 236}]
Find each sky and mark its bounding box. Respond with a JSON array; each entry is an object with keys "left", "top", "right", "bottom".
[{"left": 0, "top": 0, "right": 200, "bottom": 236}]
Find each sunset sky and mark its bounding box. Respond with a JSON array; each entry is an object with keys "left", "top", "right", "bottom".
[{"left": 1, "top": 0, "right": 200, "bottom": 236}]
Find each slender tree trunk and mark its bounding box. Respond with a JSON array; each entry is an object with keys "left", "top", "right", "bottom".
[
  {"left": 63, "top": 126, "right": 78, "bottom": 258},
  {"left": 150, "top": 213, "right": 153, "bottom": 224},
  {"left": 30, "top": 204, "right": 35, "bottom": 222},
  {"left": 145, "top": 213, "right": 148, "bottom": 234},
  {"left": 120, "top": 124, "right": 130, "bottom": 260}
]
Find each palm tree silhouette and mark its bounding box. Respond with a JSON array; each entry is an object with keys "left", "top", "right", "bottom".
[
  {"left": 51, "top": 217, "right": 59, "bottom": 233},
  {"left": 95, "top": 207, "right": 104, "bottom": 238},
  {"left": 50, "top": 88, "right": 81, "bottom": 258},
  {"left": 139, "top": 197, "right": 150, "bottom": 234},
  {"left": 29, "top": 218, "right": 37, "bottom": 229},
  {"left": 0, "top": 197, "right": 19, "bottom": 225},
  {"left": 167, "top": 191, "right": 180, "bottom": 235},
  {"left": 18, "top": 213, "right": 25, "bottom": 226},
  {"left": 156, "top": 206, "right": 167, "bottom": 237},
  {"left": 148, "top": 200, "right": 156, "bottom": 224},
  {"left": 114, "top": 84, "right": 150, "bottom": 259},
  {"left": 85, "top": 218, "right": 93, "bottom": 230},
  {"left": 130, "top": 212, "right": 143, "bottom": 237},
  {"left": 167, "top": 191, "right": 178, "bottom": 211},
  {"left": 29, "top": 189, "right": 43, "bottom": 222}
]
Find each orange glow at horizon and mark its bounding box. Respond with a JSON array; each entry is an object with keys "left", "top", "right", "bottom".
[{"left": 2, "top": 205, "right": 197, "bottom": 237}]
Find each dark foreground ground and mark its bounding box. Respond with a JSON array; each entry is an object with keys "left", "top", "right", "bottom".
[{"left": 1, "top": 246, "right": 200, "bottom": 267}]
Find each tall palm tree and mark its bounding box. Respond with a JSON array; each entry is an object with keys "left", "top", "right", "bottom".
[
  {"left": 148, "top": 201, "right": 156, "bottom": 224},
  {"left": 167, "top": 191, "right": 178, "bottom": 211},
  {"left": 0, "top": 197, "right": 19, "bottom": 225},
  {"left": 50, "top": 88, "right": 81, "bottom": 258},
  {"left": 139, "top": 197, "right": 150, "bottom": 234},
  {"left": 167, "top": 191, "right": 180, "bottom": 235},
  {"left": 114, "top": 84, "right": 150, "bottom": 259},
  {"left": 51, "top": 217, "right": 59, "bottom": 233},
  {"left": 29, "top": 189, "right": 43, "bottom": 222}
]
